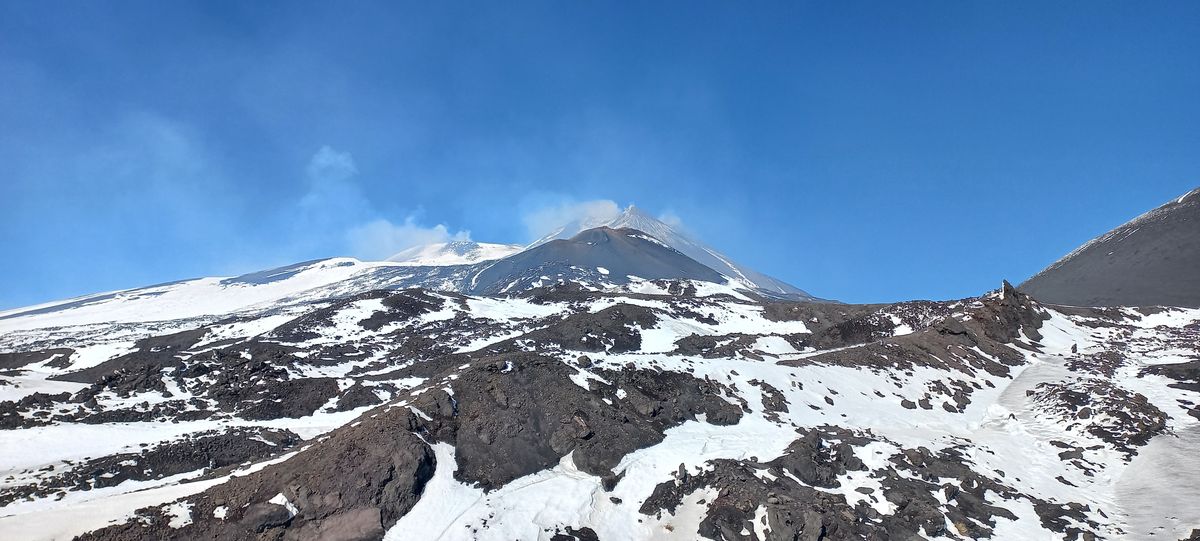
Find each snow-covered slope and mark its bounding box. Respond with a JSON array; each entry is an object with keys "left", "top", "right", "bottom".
[
  {"left": 2, "top": 279, "right": 1197, "bottom": 540},
  {"left": 0, "top": 258, "right": 394, "bottom": 333},
  {"left": 531, "top": 205, "right": 819, "bottom": 300},
  {"left": 386, "top": 241, "right": 523, "bottom": 266}
]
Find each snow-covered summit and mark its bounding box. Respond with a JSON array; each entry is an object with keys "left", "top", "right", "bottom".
[
  {"left": 527, "top": 205, "right": 664, "bottom": 247},
  {"left": 385, "top": 241, "right": 523, "bottom": 266},
  {"left": 532, "top": 205, "right": 818, "bottom": 300}
]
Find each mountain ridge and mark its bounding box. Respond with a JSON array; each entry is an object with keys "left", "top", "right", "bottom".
[{"left": 0, "top": 217, "right": 824, "bottom": 332}]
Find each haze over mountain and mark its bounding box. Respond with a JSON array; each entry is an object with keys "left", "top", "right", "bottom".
[{"left": 1021, "top": 187, "right": 1200, "bottom": 308}]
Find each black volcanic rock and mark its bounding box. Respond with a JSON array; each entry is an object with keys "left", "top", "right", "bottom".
[
  {"left": 75, "top": 406, "right": 436, "bottom": 541},
  {"left": 1021, "top": 187, "right": 1200, "bottom": 307},
  {"left": 403, "top": 352, "right": 743, "bottom": 490},
  {"left": 0, "top": 428, "right": 301, "bottom": 507}
]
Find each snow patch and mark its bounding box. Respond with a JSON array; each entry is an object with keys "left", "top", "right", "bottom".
[{"left": 163, "top": 500, "right": 193, "bottom": 528}]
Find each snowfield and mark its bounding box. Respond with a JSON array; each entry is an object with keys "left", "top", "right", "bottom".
[{"left": 1, "top": 277, "right": 1198, "bottom": 540}]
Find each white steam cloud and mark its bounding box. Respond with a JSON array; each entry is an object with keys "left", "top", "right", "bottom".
[
  {"left": 521, "top": 199, "right": 622, "bottom": 241},
  {"left": 346, "top": 218, "right": 470, "bottom": 261},
  {"left": 298, "top": 153, "right": 680, "bottom": 259},
  {"left": 300, "top": 146, "right": 469, "bottom": 260}
]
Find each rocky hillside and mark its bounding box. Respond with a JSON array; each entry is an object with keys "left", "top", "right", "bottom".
[
  {"left": 1021, "top": 187, "right": 1200, "bottom": 308},
  {"left": 1, "top": 275, "right": 1197, "bottom": 540}
]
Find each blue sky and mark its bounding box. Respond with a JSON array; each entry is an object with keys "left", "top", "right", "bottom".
[{"left": 2, "top": 2, "right": 1198, "bottom": 308}]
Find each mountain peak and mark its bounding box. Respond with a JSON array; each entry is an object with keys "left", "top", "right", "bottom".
[
  {"left": 621, "top": 203, "right": 649, "bottom": 217},
  {"left": 468, "top": 225, "right": 727, "bottom": 294},
  {"left": 527, "top": 206, "right": 818, "bottom": 300}
]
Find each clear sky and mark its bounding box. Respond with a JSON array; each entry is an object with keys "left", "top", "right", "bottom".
[{"left": 2, "top": 2, "right": 1198, "bottom": 308}]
